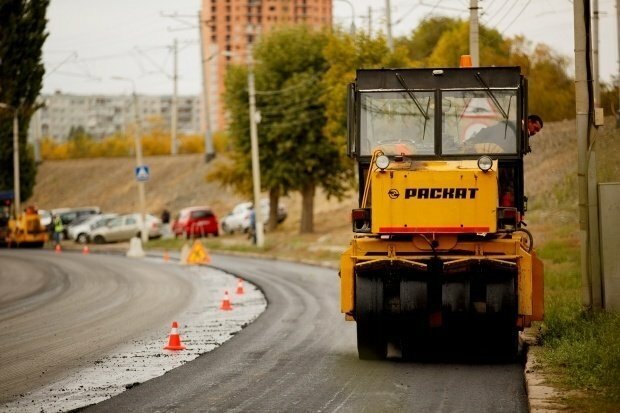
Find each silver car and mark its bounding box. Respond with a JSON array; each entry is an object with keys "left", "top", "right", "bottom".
[
  {"left": 89, "top": 213, "right": 162, "bottom": 244},
  {"left": 67, "top": 213, "right": 118, "bottom": 244},
  {"left": 221, "top": 199, "right": 287, "bottom": 234}
]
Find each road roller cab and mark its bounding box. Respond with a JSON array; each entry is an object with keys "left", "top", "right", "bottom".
[{"left": 340, "top": 65, "right": 544, "bottom": 359}]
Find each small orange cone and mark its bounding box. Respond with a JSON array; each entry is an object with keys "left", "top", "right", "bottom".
[
  {"left": 235, "top": 278, "right": 244, "bottom": 295},
  {"left": 82, "top": 245, "right": 90, "bottom": 255},
  {"left": 163, "top": 250, "right": 170, "bottom": 262},
  {"left": 220, "top": 291, "right": 233, "bottom": 311},
  {"left": 55, "top": 244, "right": 62, "bottom": 254},
  {"left": 163, "top": 321, "right": 186, "bottom": 350}
]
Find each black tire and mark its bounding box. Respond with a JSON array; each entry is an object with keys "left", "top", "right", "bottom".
[
  {"left": 76, "top": 233, "right": 88, "bottom": 244},
  {"left": 356, "top": 321, "right": 386, "bottom": 360},
  {"left": 355, "top": 275, "right": 386, "bottom": 360},
  {"left": 93, "top": 235, "right": 105, "bottom": 244}
]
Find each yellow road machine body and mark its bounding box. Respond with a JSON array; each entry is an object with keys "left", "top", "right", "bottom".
[
  {"left": 340, "top": 65, "right": 544, "bottom": 359},
  {"left": 0, "top": 191, "right": 47, "bottom": 248}
]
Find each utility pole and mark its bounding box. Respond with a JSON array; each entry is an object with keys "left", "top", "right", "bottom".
[
  {"left": 0, "top": 103, "right": 20, "bottom": 216},
  {"left": 171, "top": 38, "right": 179, "bottom": 155},
  {"left": 593, "top": 0, "right": 601, "bottom": 106},
  {"left": 32, "top": 106, "right": 41, "bottom": 163},
  {"left": 385, "top": 0, "right": 393, "bottom": 51},
  {"left": 12, "top": 110, "right": 19, "bottom": 215},
  {"left": 247, "top": 50, "right": 264, "bottom": 248},
  {"left": 199, "top": 12, "right": 216, "bottom": 162},
  {"left": 112, "top": 77, "right": 148, "bottom": 244},
  {"left": 133, "top": 92, "right": 148, "bottom": 245},
  {"left": 469, "top": 0, "right": 480, "bottom": 66},
  {"left": 617, "top": 0, "right": 620, "bottom": 124},
  {"left": 574, "top": 0, "right": 602, "bottom": 310}
]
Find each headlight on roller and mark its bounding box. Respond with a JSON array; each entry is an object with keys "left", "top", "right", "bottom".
[
  {"left": 477, "top": 155, "right": 493, "bottom": 172},
  {"left": 376, "top": 155, "right": 390, "bottom": 170}
]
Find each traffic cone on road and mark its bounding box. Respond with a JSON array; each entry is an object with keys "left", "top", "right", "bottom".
[
  {"left": 163, "top": 321, "right": 186, "bottom": 350},
  {"left": 55, "top": 244, "right": 62, "bottom": 254},
  {"left": 82, "top": 245, "right": 90, "bottom": 255},
  {"left": 235, "top": 278, "right": 244, "bottom": 295},
  {"left": 163, "top": 250, "right": 170, "bottom": 262},
  {"left": 220, "top": 291, "right": 233, "bottom": 311}
]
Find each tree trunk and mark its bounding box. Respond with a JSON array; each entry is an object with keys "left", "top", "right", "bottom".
[
  {"left": 268, "top": 187, "right": 280, "bottom": 232},
  {"left": 300, "top": 183, "right": 315, "bottom": 234}
]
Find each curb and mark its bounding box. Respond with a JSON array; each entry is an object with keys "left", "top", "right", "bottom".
[{"left": 522, "top": 329, "right": 566, "bottom": 412}]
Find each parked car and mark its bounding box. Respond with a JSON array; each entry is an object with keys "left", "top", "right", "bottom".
[
  {"left": 38, "top": 209, "right": 52, "bottom": 228},
  {"left": 220, "top": 199, "right": 287, "bottom": 234},
  {"left": 89, "top": 213, "right": 161, "bottom": 244},
  {"left": 51, "top": 206, "right": 101, "bottom": 238},
  {"left": 67, "top": 213, "right": 118, "bottom": 244},
  {"left": 172, "top": 206, "right": 219, "bottom": 239}
]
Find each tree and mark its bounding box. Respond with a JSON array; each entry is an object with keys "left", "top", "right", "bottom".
[
  {"left": 396, "top": 16, "right": 575, "bottom": 122},
  {"left": 217, "top": 26, "right": 352, "bottom": 233},
  {"left": 0, "top": 0, "right": 49, "bottom": 203}
]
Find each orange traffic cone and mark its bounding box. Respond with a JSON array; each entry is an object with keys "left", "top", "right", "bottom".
[
  {"left": 220, "top": 291, "right": 233, "bottom": 311},
  {"left": 82, "top": 245, "right": 90, "bottom": 255},
  {"left": 163, "top": 321, "right": 186, "bottom": 350},
  {"left": 163, "top": 250, "right": 170, "bottom": 262},
  {"left": 55, "top": 244, "right": 62, "bottom": 254},
  {"left": 235, "top": 278, "right": 244, "bottom": 295}
]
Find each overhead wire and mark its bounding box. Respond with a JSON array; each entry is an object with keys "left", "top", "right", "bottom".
[{"left": 501, "top": 0, "right": 533, "bottom": 34}]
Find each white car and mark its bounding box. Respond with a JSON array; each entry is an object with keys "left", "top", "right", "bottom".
[
  {"left": 89, "top": 213, "right": 162, "bottom": 244},
  {"left": 221, "top": 199, "right": 287, "bottom": 234},
  {"left": 67, "top": 213, "right": 118, "bottom": 244}
]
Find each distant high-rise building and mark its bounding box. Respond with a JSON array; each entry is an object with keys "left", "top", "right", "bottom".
[{"left": 200, "top": 0, "right": 333, "bottom": 132}]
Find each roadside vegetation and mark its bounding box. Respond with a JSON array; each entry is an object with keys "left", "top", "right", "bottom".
[{"left": 526, "top": 121, "right": 620, "bottom": 411}]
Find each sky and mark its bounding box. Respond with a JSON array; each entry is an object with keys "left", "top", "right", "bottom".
[{"left": 42, "top": 0, "right": 618, "bottom": 96}]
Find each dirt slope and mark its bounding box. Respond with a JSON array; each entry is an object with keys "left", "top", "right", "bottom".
[{"left": 26, "top": 119, "right": 619, "bottom": 239}]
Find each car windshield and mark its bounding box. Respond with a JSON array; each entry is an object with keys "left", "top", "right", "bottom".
[
  {"left": 360, "top": 91, "right": 435, "bottom": 157},
  {"left": 441, "top": 89, "right": 518, "bottom": 155}
]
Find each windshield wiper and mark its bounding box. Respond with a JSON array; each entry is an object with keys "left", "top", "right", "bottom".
[
  {"left": 395, "top": 73, "right": 430, "bottom": 120},
  {"left": 474, "top": 72, "right": 509, "bottom": 120}
]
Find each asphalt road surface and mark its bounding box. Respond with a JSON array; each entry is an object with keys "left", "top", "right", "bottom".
[
  {"left": 0, "top": 249, "right": 196, "bottom": 404},
  {"left": 85, "top": 254, "right": 528, "bottom": 413}
]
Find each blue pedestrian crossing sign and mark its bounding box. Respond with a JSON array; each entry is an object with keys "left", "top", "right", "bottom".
[{"left": 135, "top": 165, "right": 150, "bottom": 182}]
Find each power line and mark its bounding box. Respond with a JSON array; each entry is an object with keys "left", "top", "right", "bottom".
[{"left": 501, "top": 0, "right": 533, "bottom": 34}]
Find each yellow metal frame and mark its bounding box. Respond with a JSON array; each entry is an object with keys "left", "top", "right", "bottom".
[{"left": 340, "top": 233, "right": 543, "bottom": 327}]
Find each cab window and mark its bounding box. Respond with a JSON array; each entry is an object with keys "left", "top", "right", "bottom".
[
  {"left": 441, "top": 89, "right": 518, "bottom": 155},
  {"left": 360, "top": 91, "right": 435, "bottom": 157}
]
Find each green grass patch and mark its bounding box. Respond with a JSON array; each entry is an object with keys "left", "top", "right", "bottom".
[{"left": 537, "top": 237, "right": 620, "bottom": 409}]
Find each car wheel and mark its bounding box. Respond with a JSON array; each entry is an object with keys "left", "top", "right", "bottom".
[
  {"left": 213, "top": 230, "right": 219, "bottom": 237},
  {"left": 93, "top": 235, "right": 105, "bottom": 244},
  {"left": 222, "top": 223, "right": 232, "bottom": 235},
  {"left": 76, "top": 233, "right": 88, "bottom": 244}
]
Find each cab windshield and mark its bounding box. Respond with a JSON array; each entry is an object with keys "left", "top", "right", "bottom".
[
  {"left": 442, "top": 89, "right": 518, "bottom": 155},
  {"left": 360, "top": 91, "right": 435, "bottom": 156},
  {"left": 358, "top": 89, "right": 519, "bottom": 157}
]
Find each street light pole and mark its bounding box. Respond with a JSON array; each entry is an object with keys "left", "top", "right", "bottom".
[
  {"left": 111, "top": 77, "right": 148, "bottom": 244},
  {"left": 336, "top": 0, "right": 356, "bottom": 34},
  {"left": 12, "top": 110, "right": 19, "bottom": 216},
  {"left": 0, "top": 103, "right": 20, "bottom": 216},
  {"left": 247, "top": 52, "right": 264, "bottom": 248}
]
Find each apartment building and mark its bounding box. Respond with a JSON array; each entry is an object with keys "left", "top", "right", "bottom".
[
  {"left": 200, "top": 0, "right": 333, "bottom": 131},
  {"left": 31, "top": 92, "right": 201, "bottom": 142}
]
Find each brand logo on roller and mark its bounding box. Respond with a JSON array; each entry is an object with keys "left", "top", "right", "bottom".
[{"left": 403, "top": 188, "right": 479, "bottom": 199}]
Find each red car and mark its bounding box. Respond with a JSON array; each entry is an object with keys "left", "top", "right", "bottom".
[{"left": 172, "top": 206, "right": 219, "bottom": 238}]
